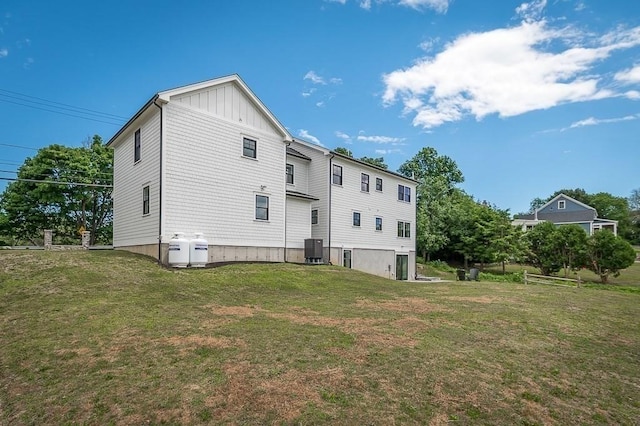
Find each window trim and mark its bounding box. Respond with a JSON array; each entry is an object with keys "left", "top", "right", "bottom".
[
  {"left": 361, "top": 173, "right": 370, "bottom": 192},
  {"left": 286, "top": 163, "right": 294, "bottom": 185},
  {"left": 332, "top": 164, "right": 343, "bottom": 186},
  {"left": 398, "top": 184, "right": 411, "bottom": 203},
  {"left": 376, "top": 177, "right": 383, "bottom": 192},
  {"left": 242, "top": 137, "right": 257, "bottom": 159},
  {"left": 397, "top": 220, "right": 411, "bottom": 238},
  {"left": 134, "top": 129, "right": 141, "bottom": 163},
  {"left": 352, "top": 211, "right": 361, "bottom": 227},
  {"left": 142, "top": 185, "right": 150, "bottom": 215},
  {"left": 311, "top": 209, "right": 318, "bottom": 225},
  {"left": 375, "top": 216, "right": 383, "bottom": 232},
  {"left": 255, "top": 194, "right": 269, "bottom": 221},
  {"left": 558, "top": 200, "right": 566, "bottom": 209}
]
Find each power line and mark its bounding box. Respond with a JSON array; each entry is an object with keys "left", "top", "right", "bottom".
[
  {"left": 0, "top": 168, "right": 114, "bottom": 179},
  {"left": 0, "top": 98, "right": 124, "bottom": 126},
  {"left": 0, "top": 88, "right": 129, "bottom": 120},
  {"left": 0, "top": 142, "right": 38, "bottom": 150},
  {"left": 0, "top": 177, "right": 113, "bottom": 188}
]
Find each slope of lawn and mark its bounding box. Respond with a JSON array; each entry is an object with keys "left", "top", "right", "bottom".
[{"left": 1, "top": 250, "right": 639, "bottom": 425}]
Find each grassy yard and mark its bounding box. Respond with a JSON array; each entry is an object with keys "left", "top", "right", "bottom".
[{"left": 1, "top": 251, "right": 639, "bottom": 425}]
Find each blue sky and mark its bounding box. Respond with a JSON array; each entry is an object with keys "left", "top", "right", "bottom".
[{"left": 1, "top": 0, "right": 638, "bottom": 214}]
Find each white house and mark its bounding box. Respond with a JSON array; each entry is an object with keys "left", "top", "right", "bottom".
[{"left": 107, "top": 74, "right": 416, "bottom": 279}]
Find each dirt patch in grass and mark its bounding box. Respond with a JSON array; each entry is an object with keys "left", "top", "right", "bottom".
[
  {"left": 161, "top": 335, "right": 246, "bottom": 350},
  {"left": 207, "top": 305, "right": 263, "bottom": 317},
  {"left": 356, "top": 297, "right": 449, "bottom": 314},
  {"left": 445, "top": 296, "right": 503, "bottom": 304}
]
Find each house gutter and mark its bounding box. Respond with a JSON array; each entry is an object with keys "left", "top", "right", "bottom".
[
  {"left": 283, "top": 141, "right": 291, "bottom": 263},
  {"left": 153, "top": 100, "right": 163, "bottom": 264},
  {"left": 328, "top": 154, "right": 334, "bottom": 265}
]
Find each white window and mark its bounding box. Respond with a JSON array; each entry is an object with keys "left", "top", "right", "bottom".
[
  {"left": 286, "top": 163, "right": 294, "bottom": 184},
  {"left": 243, "top": 137, "right": 257, "bottom": 159},
  {"left": 142, "top": 185, "right": 149, "bottom": 215},
  {"left": 375, "top": 217, "right": 383, "bottom": 231},
  {"left": 361, "top": 173, "right": 370, "bottom": 192},
  {"left": 353, "top": 211, "right": 361, "bottom": 227},
  {"left": 134, "top": 129, "right": 141, "bottom": 163},
  {"left": 376, "top": 177, "right": 383, "bottom": 192},
  {"left": 255, "top": 195, "right": 269, "bottom": 220},
  {"left": 333, "top": 164, "right": 343, "bottom": 185},
  {"left": 558, "top": 200, "right": 566, "bottom": 209},
  {"left": 311, "top": 209, "right": 318, "bottom": 225},
  {"left": 398, "top": 185, "right": 411, "bottom": 202},
  {"left": 397, "top": 221, "right": 411, "bottom": 238}
]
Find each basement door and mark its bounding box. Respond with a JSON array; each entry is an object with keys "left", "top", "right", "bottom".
[{"left": 396, "top": 254, "right": 408, "bottom": 280}]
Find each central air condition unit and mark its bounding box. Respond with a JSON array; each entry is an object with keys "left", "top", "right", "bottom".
[{"left": 304, "top": 238, "right": 323, "bottom": 264}]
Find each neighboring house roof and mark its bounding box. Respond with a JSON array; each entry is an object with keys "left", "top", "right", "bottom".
[
  {"left": 107, "top": 74, "right": 292, "bottom": 147},
  {"left": 285, "top": 190, "right": 319, "bottom": 201},
  {"left": 538, "top": 193, "right": 596, "bottom": 215},
  {"left": 286, "top": 146, "right": 311, "bottom": 161}
]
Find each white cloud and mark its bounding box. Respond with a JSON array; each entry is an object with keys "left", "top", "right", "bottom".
[
  {"left": 625, "top": 90, "right": 640, "bottom": 100},
  {"left": 335, "top": 131, "right": 352, "bottom": 143},
  {"left": 615, "top": 65, "right": 640, "bottom": 84},
  {"left": 0, "top": 48, "right": 7, "bottom": 58},
  {"left": 574, "top": 1, "right": 586, "bottom": 12},
  {"left": 382, "top": 20, "right": 640, "bottom": 129},
  {"left": 375, "top": 148, "right": 402, "bottom": 155},
  {"left": 357, "top": 135, "right": 406, "bottom": 144},
  {"left": 515, "top": 0, "right": 546, "bottom": 23},
  {"left": 304, "top": 70, "right": 326, "bottom": 85},
  {"left": 301, "top": 88, "right": 316, "bottom": 97},
  {"left": 316, "top": 101, "right": 325, "bottom": 108},
  {"left": 329, "top": 77, "right": 343, "bottom": 84},
  {"left": 298, "top": 129, "right": 323, "bottom": 146},
  {"left": 398, "top": 0, "right": 450, "bottom": 13},
  {"left": 325, "top": 0, "right": 450, "bottom": 13},
  {"left": 567, "top": 114, "right": 639, "bottom": 129},
  {"left": 419, "top": 37, "right": 439, "bottom": 52},
  {"left": 23, "top": 57, "right": 33, "bottom": 69}
]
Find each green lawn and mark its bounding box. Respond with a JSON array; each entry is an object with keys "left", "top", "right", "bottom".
[{"left": 1, "top": 250, "right": 639, "bottom": 425}]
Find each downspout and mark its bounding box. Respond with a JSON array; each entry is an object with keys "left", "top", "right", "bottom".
[
  {"left": 328, "top": 154, "right": 334, "bottom": 265},
  {"left": 153, "top": 99, "right": 163, "bottom": 264},
  {"left": 284, "top": 141, "right": 291, "bottom": 263}
]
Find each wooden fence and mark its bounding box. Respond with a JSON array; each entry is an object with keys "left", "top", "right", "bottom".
[{"left": 523, "top": 270, "right": 581, "bottom": 288}]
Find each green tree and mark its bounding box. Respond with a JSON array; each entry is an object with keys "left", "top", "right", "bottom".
[
  {"left": 524, "top": 222, "right": 564, "bottom": 275},
  {"left": 334, "top": 147, "right": 353, "bottom": 157},
  {"left": 0, "top": 135, "right": 113, "bottom": 245},
  {"left": 359, "top": 156, "right": 388, "bottom": 169},
  {"left": 586, "top": 230, "right": 636, "bottom": 283},
  {"left": 398, "top": 147, "right": 464, "bottom": 261},
  {"left": 556, "top": 225, "right": 588, "bottom": 277}
]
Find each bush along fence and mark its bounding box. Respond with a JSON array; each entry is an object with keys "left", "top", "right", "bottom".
[{"left": 523, "top": 270, "right": 582, "bottom": 288}]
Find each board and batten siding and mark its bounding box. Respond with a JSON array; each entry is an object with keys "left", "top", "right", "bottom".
[
  {"left": 112, "top": 108, "right": 161, "bottom": 247},
  {"left": 170, "top": 82, "right": 278, "bottom": 135},
  {"left": 285, "top": 197, "right": 311, "bottom": 248},
  {"left": 289, "top": 142, "right": 330, "bottom": 242},
  {"left": 162, "top": 102, "right": 286, "bottom": 247},
  {"left": 329, "top": 159, "right": 415, "bottom": 252}
]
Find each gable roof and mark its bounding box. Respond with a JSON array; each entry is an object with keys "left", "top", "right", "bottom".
[
  {"left": 286, "top": 146, "right": 311, "bottom": 161},
  {"left": 107, "top": 74, "right": 291, "bottom": 147},
  {"left": 537, "top": 193, "right": 596, "bottom": 214}
]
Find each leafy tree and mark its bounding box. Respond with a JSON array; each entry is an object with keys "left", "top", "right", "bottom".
[
  {"left": 334, "top": 147, "right": 353, "bottom": 157},
  {"left": 0, "top": 135, "right": 113, "bottom": 245},
  {"left": 586, "top": 230, "right": 636, "bottom": 283},
  {"left": 524, "top": 222, "right": 564, "bottom": 275},
  {"left": 359, "top": 156, "right": 388, "bottom": 169},
  {"left": 629, "top": 188, "right": 640, "bottom": 244},
  {"left": 398, "top": 147, "right": 464, "bottom": 261},
  {"left": 556, "top": 225, "right": 588, "bottom": 277}
]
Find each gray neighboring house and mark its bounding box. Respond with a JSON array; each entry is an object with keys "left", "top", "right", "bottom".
[{"left": 513, "top": 193, "right": 617, "bottom": 235}]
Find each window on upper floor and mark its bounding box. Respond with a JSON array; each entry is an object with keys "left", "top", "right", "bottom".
[
  {"left": 134, "top": 129, "right": 141, "bottom": 163},
  {"left": 398, "top": 185, "right": 411, "bottom": 203},
  {"left": 397, "top": 221, "right": 411, "bottom": 238},
  {"left": 558, "top": 200, "right": 566, "bottom": 209},
  {"left": 333, "top": 164, "right": 343, "bottom": 185},
  {"left": 286, "top": 163, "right": 294, "bottom": 185},
  {"left": 375, "top": 217, "right": 383, "bottom": 231},
  {"left": 361, "top": 173, "right": 369, "bottom": 192},
  {"left": 243, "top": 137, "right": 257, "bottom": 159},
  {"left": 142, "top": 185, "right": 150, "bottom": 215},
  {"left": 256, "top": 195, "right": 269, "bottom": 220},
  {"left": 376, "top": 177, "right": 383, "bottom": 192},
  {"left": 311, "top": 209, "right": 318, "bottom": 225},
  {"left": 353, "top": 211, "right": 361, "bottom": 227}
]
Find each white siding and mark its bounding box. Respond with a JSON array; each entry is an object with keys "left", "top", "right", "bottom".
[
  {"left": 112, "top": 108, "right": 161, "bottom": 247},
  {"left": 285, "top": 155, "right": 310, "bottom": 195},
  {"left": 171, "top": 82, "right": 278, "bottom": 135},
  {"left": 162, "top": 102, "right": 286, "bottom": 247},
  {"left": 286, "top": 197, "right": 311, "bottom": 248},
  {"left": 330, "top": 159, "right": 415, "bottom": 252}
]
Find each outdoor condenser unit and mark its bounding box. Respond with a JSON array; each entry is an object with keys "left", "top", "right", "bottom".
[{"left": 304, "top": 239, "right": 323, "bottom": 263}]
